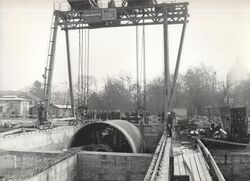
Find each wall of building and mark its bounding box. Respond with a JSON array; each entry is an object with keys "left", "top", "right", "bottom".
[
  {"left": 21, "top": 101, "right": 30, "bottom": 117},
  {"left": 0, "top": 100, "right": 30, "bottom": 117},
  {"left": 77, "top": 151, "right": 152, "bottom": 181},
  {"left": 0, "top": 104, "right": 10, "bottom": 113},
  {"left": 211, "top": 151, "right": 250, "bottom": 180}
]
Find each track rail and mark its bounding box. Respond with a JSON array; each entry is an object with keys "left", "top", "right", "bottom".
[{"left": 144, "top": 132, "right": 172, "bottom": 181}]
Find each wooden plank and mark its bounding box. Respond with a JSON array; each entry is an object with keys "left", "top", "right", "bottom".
[
  {"left": 193, "top": 152, "right": 205, "bottom": 179},
  {"left": 202, "top": 137, "right": 249, "bottom": 147},
  {"left": 197, "top": 139, "right": 225, "bottom": 181},
  {"left": 178, "top": 154, "right": 187, "bottom": 175},
  {"left": 174, "top": 154, "right": 180, "bottom": 175},
  {"left": 173, "top": 143, "right": 189, "bottom": 176},
  {"left": 182, "top": 154, "right": 194, "bottom": 181},
  {"left": 188, "top": 151, "right": 201, "bottom": 181},
  {"left": 196, "top": 152, "right": 212, "bottom": 181},
  {"left": 193, "top": 152, "right": 207, "bottom": 181},
  {"left": 51, "top": 117, "right": 76, "bottom": 121},
  {"left": 0, "top": 128, "right": 22, "bottom": 137},
  {"left": 173, "top": 145, "right": 181, "bottom": 153},
  {"left": 183, "top": 148, "right": 195, "bottom": 177}
]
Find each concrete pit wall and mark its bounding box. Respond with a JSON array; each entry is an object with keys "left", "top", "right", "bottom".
[
  {"left": 26, "top": 153, "right": 77, "bottom": 181},
  {"left": 0, "top": 151, "right": 61, "bottom": 177},
  {"left": 211, "top": 151, "right": 250, "bottom": 180},
  {"left": 0, "top": 148, "right": 80, "bottom": 181},
  {"left": 135, "top": 123, "right": 163, "bottom": 153},
  {"left": 77, "top": 151, "right": 153, "bottom": 181},
  {"left": 0, "top": 126, "right": 81, "bottom": 151},
  {"left": 0, "top": 123, "right": 163, "bottom": 153},
  {"left": 0, "top": 150, "right": 152, "bottom": 181}
]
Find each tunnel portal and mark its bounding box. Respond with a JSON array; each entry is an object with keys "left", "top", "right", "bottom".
[{"left": 69, "top": 120, "right": 142, "bottom": 153}]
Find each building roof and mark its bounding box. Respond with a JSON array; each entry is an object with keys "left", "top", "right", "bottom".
[
  {"left": 0, "top": 95, "right": 28, "bottom": 102},
  {"left": 52, "top": 104, "right": 72, "bottom": 109},
  {"left": 30, "top": 104, "right": 72, "bottom": 109}
]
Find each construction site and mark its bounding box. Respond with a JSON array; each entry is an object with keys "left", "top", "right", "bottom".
[{"left": 0, "top": 0, "right": 250, "bottom": 181}]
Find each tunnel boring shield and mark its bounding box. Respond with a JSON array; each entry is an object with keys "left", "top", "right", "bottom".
[{"left": 69, "top": 120, "right": 142, "bottom": 153}]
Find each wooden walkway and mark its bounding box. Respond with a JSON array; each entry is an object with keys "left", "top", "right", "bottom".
[
  {"left": 173, "top": 143, "right": 213, "bottom": 181},
  {"left": 144, "top": 133, "right": 225, "bottom": 181}
]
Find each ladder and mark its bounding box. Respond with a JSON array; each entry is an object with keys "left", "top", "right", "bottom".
[{"left": 43, "top": 10, "right": 60, "bottom": 111}]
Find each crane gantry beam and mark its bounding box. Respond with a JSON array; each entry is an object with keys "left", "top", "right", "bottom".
[{"left": 56, "top": 3, "right": 188, "bottom": 30}]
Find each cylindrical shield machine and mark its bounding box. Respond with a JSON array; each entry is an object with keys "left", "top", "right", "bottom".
[{"left": 69, "top": 120, "right": 142, "bottom": 153}]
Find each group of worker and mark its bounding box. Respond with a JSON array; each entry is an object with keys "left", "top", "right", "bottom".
[
  {"left": 77, "top": 109, "right": 122, "bottom": 121},
  {"left": 107, "top": 0, "right": 154, "bottom": 7},
  {"left": 37, "top": 101, "right": 174, "bottom": 137}
]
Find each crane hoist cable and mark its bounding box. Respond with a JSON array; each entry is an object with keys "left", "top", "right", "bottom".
[
  {"left": 83, "top": 29, "right": 87, "bottom": 105},
  {"left": 84, "top": 28, "right": 90, "bottom": 106},
  {"left": 136, "top": 26, "right": 140, "bottom": 110},
  {"left": 78, "top": 26, "right": 90, "bottom": 107},
  {"left": 142, "top": 22, "right": 146, "bottom": 112},
  {"left": 136, "top": 22, "right": 146, "bottom": 112},
  {"left": 86, "top": 29, "right": 90, "bottom": 103},
  {"left": 81, "top": 28, "right": 84, "bottom": 104},
  {"left": 78, "top": 27, "right": 84, "bottom": 106},
  {"left": 81, "top": 28, "right": 90, "bottom": 106},
  {"left": 78, "top": 29, "right": 81, "bottom": 105}
]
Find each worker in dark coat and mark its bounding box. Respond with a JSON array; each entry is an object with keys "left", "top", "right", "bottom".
[
  {"left": 108, "top": 0, "right": 116, "bottom": 7},
  {"left": 37, "top": 101, "right": 46, "bottom": 125},
  {"left": 167, "top": 112, "right": 173, "bottom": 137}
]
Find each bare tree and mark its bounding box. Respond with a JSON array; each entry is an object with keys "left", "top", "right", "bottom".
[{"left": 181, "top": 64, "right": 218, "bottom": 116}]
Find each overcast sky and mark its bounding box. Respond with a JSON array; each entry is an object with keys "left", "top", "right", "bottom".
[{"left": 0, "top": 0, "right": 250, "bottom": 91}]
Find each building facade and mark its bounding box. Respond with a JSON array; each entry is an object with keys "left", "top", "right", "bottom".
[{"left": 0, "top": 95, "right": 30, "bottom": 117}]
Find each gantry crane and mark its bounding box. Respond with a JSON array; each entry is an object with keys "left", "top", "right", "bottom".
[{"left": 42, "top": 0, "right": 189, "bottom": 129}]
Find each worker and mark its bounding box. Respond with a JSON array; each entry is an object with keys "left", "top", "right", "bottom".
[
  {"left": 167, "top": 112, "right": 173, "bottom": 137},
  {"left": 108, "top": 0, "right": 116, "bottom": 8},
  {"left": 37, "top": 101, "right": 46, "bottom": 125}
]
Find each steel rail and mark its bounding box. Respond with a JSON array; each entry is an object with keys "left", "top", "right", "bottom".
[
  {"left": 150, "top": 133, "right": 167, "bottom": 181},
  {"left": 144, "top": 132, "right": 168, "bottom": 181},
  {"left": 156, "top": 137, "right": 172, "bottom": 181}
]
